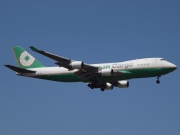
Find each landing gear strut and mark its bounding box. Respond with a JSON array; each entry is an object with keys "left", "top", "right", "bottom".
[{"left": 156, "top": 76, "right": 160, "bottom": 84}]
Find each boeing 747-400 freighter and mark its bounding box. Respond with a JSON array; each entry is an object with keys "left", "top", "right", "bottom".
[{"left": 5, "top": 46, "right": 177, "bottom": 91}]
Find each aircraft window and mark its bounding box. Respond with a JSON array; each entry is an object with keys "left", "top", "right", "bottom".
[{"left": 160, "top": 59, "right": 165, "bottom": 61}]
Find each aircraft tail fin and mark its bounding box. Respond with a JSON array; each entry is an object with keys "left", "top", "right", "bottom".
[{"left": 12, "top": 46, "right": 45, "bottom": 68}]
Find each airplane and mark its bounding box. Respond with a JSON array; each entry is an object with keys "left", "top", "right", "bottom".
[{"left": 5, "top": 46, "right": 177, "bottom": 91}]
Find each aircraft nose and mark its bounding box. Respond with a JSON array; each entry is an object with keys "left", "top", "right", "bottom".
[
  {"left": 173, "top": 64, "right": 177, "bottom": 70},
  {"left": 169, "top": 62, "right": 177, "bottom": 71}
]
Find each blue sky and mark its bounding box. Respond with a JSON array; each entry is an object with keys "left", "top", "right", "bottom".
[{"left": 1, "top": 0, "right": 180, "bottom": 135}]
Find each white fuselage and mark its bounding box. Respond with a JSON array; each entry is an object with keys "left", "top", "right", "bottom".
[{"left": 18, "top": 58, "right": 176, "bottom": 78}]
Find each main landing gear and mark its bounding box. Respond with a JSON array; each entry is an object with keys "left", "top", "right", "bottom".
[
  {"left": 101, "top": 88, "right": 105, "bottom": 92},
  {"left": 156, "top": 76, "right": 161, "bottom": 84},
  {"left": 100, "top": 85, "right": 106, "bottom": 92},
  {"left": 87, "top": 80, "right": 99, "bottom": 89},
  {"left": 87, "top": 80, "right": 106, "bottom": 92}
]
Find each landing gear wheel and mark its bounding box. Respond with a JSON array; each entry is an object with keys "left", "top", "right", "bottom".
[
  {"left": 156, "top": 76, "right": 160, "bottom": 84},
  {"left": 88, "top": 83, "right": 94, "bottom": 89},
  {"left": 101, "top": 88, "right": 104, "bottom": 92},
  {"left": 156, "top": 80, "right": 160, "bottom": 84}
]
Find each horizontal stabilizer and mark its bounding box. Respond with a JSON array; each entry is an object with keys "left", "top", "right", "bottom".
[{"left": 4, "top": 65, "right": 36, "bottom": 73}]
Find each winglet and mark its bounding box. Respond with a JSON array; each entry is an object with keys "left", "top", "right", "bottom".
[{"left": 29, "top": 46, "right": 39, "bottom": 52}]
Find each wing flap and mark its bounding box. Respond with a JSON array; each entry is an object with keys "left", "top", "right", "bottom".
[
  {"left": 83, "top": 64, "right": 98, "bottom": 72},
  {"left": 74, "top": 69, "right": 96, "bottom": 80}
]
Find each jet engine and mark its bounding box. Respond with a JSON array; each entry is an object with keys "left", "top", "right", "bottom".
[
  {"left": 104, "top": 83, "right": 113, "bottom": 90},
  {"left": 70, "top": 61, "right": 84, "bottom": 69},
  {"left": 99, "top": 69, "right": 113, "bottom": 76},
  {"left": 117, "top": 80, "right": 129, "bottom": 88}
]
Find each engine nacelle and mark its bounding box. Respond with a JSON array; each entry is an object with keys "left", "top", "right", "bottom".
[
  {"left": 117, "top": 80, "right": 129, "bottom": 88},
  {"left": 99, "top": 69, "right": 113, "bottom": 76},
  {"left": 104, "top": 83, "right": 113, "bottom": 90},
  {"left": 70, "top": 61, "right": 84, "bottom": 69}
]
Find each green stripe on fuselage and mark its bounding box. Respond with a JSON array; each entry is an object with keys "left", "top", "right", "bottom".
[
  {"left": 34, "top": 67, "right": 175, "bottom": 83},
  {"left": 34, "top": 73, "right": 82, "bottom": 82}
]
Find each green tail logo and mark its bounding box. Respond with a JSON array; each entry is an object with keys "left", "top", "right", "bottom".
[{"left": 12, "top": 46, "right": 45, "bottom": 68}]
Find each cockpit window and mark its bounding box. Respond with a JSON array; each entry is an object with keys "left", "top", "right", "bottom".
[{"left": 160, "top": 58, "right": 165, "bottom": 61}]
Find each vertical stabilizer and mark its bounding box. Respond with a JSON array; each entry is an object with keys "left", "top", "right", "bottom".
[{"left": 12, "top": 46, "right": 45, "bottom": 68}]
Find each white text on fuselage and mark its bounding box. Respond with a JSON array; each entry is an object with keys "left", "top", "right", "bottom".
[{"left": 112, "top": 63, "right": 133, "bottom": 69}]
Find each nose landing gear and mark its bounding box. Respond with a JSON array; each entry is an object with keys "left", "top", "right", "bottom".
[{"left": 156, "top": 76, "right": 160, "bottom": 84}]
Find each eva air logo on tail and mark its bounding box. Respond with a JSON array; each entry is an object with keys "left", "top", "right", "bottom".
[{"left": 20, "top": 51, "right": 35, "bottom": 66}]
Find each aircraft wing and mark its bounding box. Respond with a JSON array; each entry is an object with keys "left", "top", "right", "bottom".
[
  {"left": 74, "top": 69, "right": 97, "bottom": 80},
  {"left": 30, "top": 46, "right": 71, "bottom": 63},
  {"left": 29, "top": 46, "right": 98, "bottom": 80}
]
